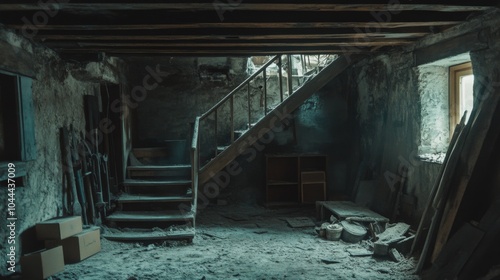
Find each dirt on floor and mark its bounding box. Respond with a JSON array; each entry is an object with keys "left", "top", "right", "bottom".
[{"left": 51, "top": 204, "right": 419, "bottom": 280}]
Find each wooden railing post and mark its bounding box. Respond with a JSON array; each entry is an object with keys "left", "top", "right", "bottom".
[
  {"left": 287, "top": 55, "right": 293, "bottom": 96},
  {"left": 194, "top": 54, "right": 280, "bottom": 170},
  {"left": 190, "top": 117, "right": 200, "bottom": 227},
  {"left": 230, "top": 95, "right": 234, "bottom": 143},
  {"left": 247, "top": 83, "right": 251, "bottom": 129},
  {"left": 279, "top": 55, "right": 284, "bottom": 102},
  {"left": 214, "top": 110, "right": 218, "bottom": 157},
  {"left": 263, "top": 67, "right": 267, "bottom": 115}
]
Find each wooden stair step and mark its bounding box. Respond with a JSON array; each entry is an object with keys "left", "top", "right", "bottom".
[
  {"left": 117, "top": 194, "right": 192, "bottom": 203},
  {"left": 132, "top": 147, "right": 170, "bottom": 158},
  {"left": 102, "top": 228, "right": 195, "bottom": 242},
  {"left": 127, "top": 165, "right": 191, "bottom": 171},
  {"left": 124, "top": 179, "right": 192, "bottom": 187},
  {"left": 107, "top": 211, "right": 194, "bottom": 222},
  {"left": 127, "top": 165, "right": 191, "bottom": 177}
]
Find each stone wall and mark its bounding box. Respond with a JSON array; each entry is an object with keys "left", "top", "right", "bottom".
[
  {"left": 347, "top": 10, "right": 500, "bottom": 225},
  {"left": 0, "top": 27, "right": 126, "bottom": 275},
  {"left": 207, "top": 10, "right": 500, "bottom": 227}
]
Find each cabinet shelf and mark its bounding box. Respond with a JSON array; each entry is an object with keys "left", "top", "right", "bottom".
[
  {"left": 267, "top": 180, "right": 299, "bottom": 186},
  {"left": 266, "top": 154, "right": 327, "bottom": 205}
]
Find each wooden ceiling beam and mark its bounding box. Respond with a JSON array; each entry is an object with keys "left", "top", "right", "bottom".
[
  {"left": 0, "top": 2, "right": 495, "bottom": 12},
  {"left": 37, "top": 32, "right": 429, "bottom": 41},
  {"left": 48, "top": 40, "right": 414, "bottom": 48},
  {"left": 6, "top": 21, "right": 462, "bottom": 31},
  {"left": 55, "top": 48, "right": 372, "bottom": 56}
]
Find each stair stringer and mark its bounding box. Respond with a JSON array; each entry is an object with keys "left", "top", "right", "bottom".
[{"left": 199, "top": 55, "right": 356, "bottom": 184}]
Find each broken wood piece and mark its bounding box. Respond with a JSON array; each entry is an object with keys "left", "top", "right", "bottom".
[
  {"left": 321, "top": 259, "right": 341, "bottom": 264},
  {"left": 394, "top": 235, "right": 415, "bottom": 256},
  {"left": 285, "top": 217, "right": 315, "bottom": 228},
  {"left": 377, "top": 223, "right": 410, "bottom": 243},
  {"left": 389, "top": 248, "right": 405, "bottom": 263},
  {"left": 346, "top": 216, "right": 389, "bottom": 223},
  {"left": 219, "top": 213, "right": 248, "bottom": 221},
  {"left": 317, "top": 201, "right": 389, "bottom": 223},
  {"left": 374, "top": 237, "right": 406, "bottom": 255},
  {"left": 201, "top": 232, "right": 226, "bottom": 239},
  {"left": 373, "top": 242, "right": 389, "bottom": 256},
  {"left": 347, "top": 248, "right": 372, "bottom": 257}
]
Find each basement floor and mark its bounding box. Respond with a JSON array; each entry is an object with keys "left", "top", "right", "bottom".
[{"left": 54, "top": 205, "right": 419, "bottom": 280}]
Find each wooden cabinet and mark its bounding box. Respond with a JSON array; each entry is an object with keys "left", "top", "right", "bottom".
[{"left": 266, "top": 154, "right": 327, "bottom": 206}]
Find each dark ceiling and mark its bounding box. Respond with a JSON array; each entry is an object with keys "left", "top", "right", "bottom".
[{"left": 0, "top": 1, "right": 498, "bottom": 57}]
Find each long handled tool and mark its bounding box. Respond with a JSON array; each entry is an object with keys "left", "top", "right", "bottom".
[
  {"left": 70, "top": 126, "right": 89, "bottom": 225},
  {"left": 60, "top": 127, "right": 82, "bottom": 217},
  {"left": 79, "top": 134, "right": 97, "bottom": 225}
]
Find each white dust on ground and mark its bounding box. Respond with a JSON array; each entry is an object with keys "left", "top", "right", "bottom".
[{"left": 53, "top": 205, "right": 419, "bottom": 280}]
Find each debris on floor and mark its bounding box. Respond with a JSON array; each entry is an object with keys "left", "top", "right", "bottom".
[
  {"left": 285, "top": 217, "right": 315, "bottom": 228},
  {"left": 50, "top": 205, "right": 418, "bottom": 279}
]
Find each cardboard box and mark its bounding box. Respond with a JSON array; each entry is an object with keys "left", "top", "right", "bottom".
[
  {"left": 36, "top": 216, "right": 82, "bottom": 240},
  {"left": 45, "top": 227, "right": 101, "bottom": 263},
  {"left": 21, "top": 246, "right": 64, "bottom": 280}
]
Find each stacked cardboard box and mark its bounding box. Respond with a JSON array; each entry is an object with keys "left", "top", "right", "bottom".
[{"left": 21, "top": 216, "right": 101, "bottom": 279}]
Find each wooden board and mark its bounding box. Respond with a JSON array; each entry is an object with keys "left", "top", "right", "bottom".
[
  {"left": 378, "top": 223, "right": 410, "bottom": 243},
  {"left": 317, "top": 201, "right": 389, "bottom": 222},
  {"left": 415, "top": 32, "right": 488, "bottom": 66},
  {"left": 285, "top": 217, "right": 315, "bottom": 228},
  {"left": 423, "top": 223, "right": 484, "bottom": 280},
  {"left": 102, "top": 228, "right": 195, "bottom": 242},
  {"left": 117, "top": 194, "right": 192, "bottom": 203},
  {"left": 106, "top": 211, "right": 194, "bottom": 222},
  {"left": 432, "top": 82, "right": 500, "bottom": 261}
]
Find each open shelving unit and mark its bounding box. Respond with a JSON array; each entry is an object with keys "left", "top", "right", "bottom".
[{"left": 265, "top": 154, "right": 327, "bottom": 206}]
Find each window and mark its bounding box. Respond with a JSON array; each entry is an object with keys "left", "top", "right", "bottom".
[
  {"left": 449, "top": 62, "right": 474, "bottom": 134},
  {"left": 0, "top": 71, "right": 36, "bottom": 181},
  {"left": 417, "top": 53, "right": 472, "bottom": 163}
]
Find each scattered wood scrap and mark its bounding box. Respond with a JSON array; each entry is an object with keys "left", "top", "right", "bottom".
[
  {"left": 377, "top": 223, "right": 410, "bottom": 243},
  {"left": 347, "top": 248, "right": 372, "bottom": 257},
  {"left": 219, "top": 213, "right": 249, "bottom": 222},
  {"left": 372, "top": 223, "right": 410, "bottom": 257},
  {"left": 316, "top": 201, "right": 389, "bottom": 223},
  {"left": 321, "top": 258, "right": 341, "bottom": 264},
  {"left": 285, "top": 217, "right": 315, "bottom": 228},
  {"left": 388, "top": 248, "right": 404, "bottom": 263}
]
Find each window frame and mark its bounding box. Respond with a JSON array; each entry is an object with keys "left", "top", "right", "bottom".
[
  {"left": 0, "top": 70, "right": 36, "bottom": 181},
  {"left": 449, "top": 62, "right": 473, "bottom": 137}
]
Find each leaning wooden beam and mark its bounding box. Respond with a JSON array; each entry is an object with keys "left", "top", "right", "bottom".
[
  {"left": 414, "top": 112, "right": 470, "bottom": 273},
  {"left": 410, "top": 116, "right": 465, "bottom": 256},
  {"left": 432, "top": 74, "right": 500, "bottom": 261}
]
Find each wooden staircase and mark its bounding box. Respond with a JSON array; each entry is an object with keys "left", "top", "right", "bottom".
[
  {"left": 103, "top": 146, "right": 196, "bottom": 242},
  {"left": 103, "top": 55, "right": 356, "bottom": 242},
  {"left": 193, "top": 54, "right": 357, "bottom": 185}
]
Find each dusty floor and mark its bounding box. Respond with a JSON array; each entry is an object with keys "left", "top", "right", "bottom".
[{"left": 52, "top": 205, "right": 419, "bottom": 280}]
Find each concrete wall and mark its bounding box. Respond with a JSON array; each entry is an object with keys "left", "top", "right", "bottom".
[{"left": 0, "top": 28, "right": 126, "bottom": 275}]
